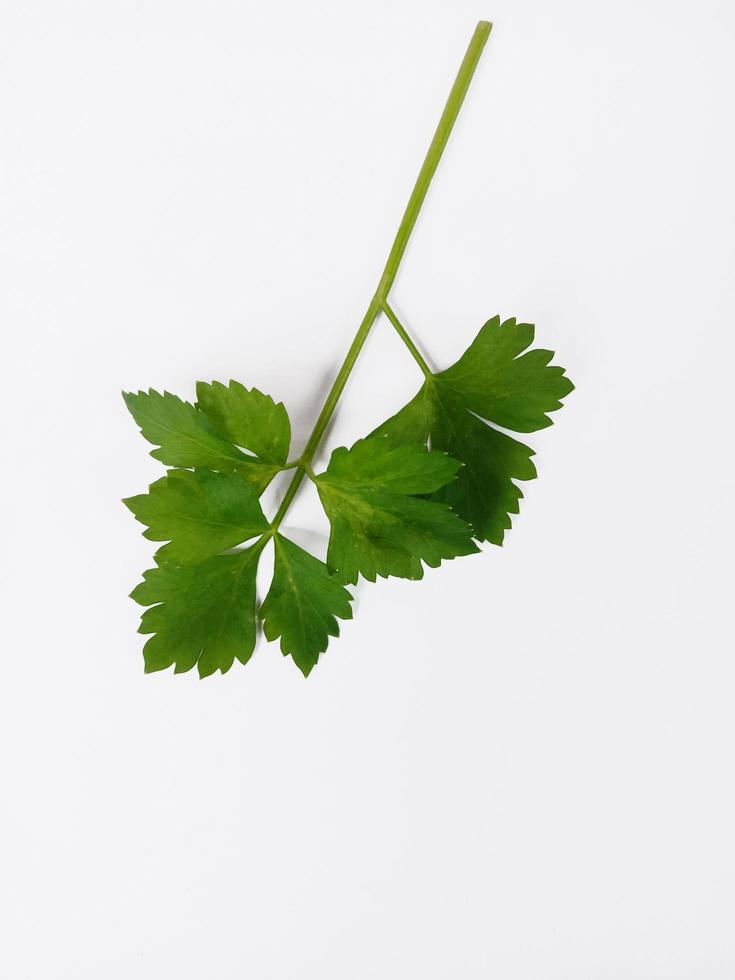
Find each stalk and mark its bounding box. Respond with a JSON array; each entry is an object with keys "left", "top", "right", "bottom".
[
  {"left": 271, "top": 20, "right": 492, "bottom": 530},
  {"left": 381, "top": 301, "right": 434, "bottom": 380}
]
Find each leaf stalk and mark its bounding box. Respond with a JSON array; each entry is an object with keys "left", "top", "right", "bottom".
[
  {"left": 269, "top": 20, "right": 492, "bottom": 532},
  {"left": 380, "top": 301, "right": 434, "bottom": 380}
]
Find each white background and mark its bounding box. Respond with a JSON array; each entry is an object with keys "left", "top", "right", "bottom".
[{"left": 2, "top": 0, "right": 734, "bottom": 976}]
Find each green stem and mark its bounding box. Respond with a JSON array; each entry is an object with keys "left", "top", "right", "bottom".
[
  {"left": 375, "top": 20, "right": 492, "bottom": 301},
  {"left": 271, "top": 20, "right": 492, "bottom": 531},
  {"left": 270, "top": 295, "right": 380, "bottom": 528},
  {"left": 381, "top": 301, "right": 434, "bottom": 380}
]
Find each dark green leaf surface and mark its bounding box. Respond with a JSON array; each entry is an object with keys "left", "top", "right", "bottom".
[
  {"left": 196, "top": 381, "right": 291, "bottom": 465},
  {"left": 259, "top": 534, "right": 353, "bottom": 676},
  {"left": 123, "top": 389, "right": 283, "bottom": 492},
  {"left": 315, "top": 436, "right": 478, "bottom": 583},
  {"left": 123, "top": 469, "right": 269, "bottom": 564},
  {"left": 373, "top": 316, "right": 573, "bottom": 544},
  {"left": 438, "top": 316, "right": 572, "bottom": 432},
  {"left": 131, "top": 545, "right": 263, "bottom": 677}
]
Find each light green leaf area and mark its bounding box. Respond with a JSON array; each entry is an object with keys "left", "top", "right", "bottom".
[
  {"left": 259, "top": 534, "right": 353, "bottom": 677},
  {"left": 131, "top": 545, "right": 262, "bottom": 678},
  {"left": 315, "top": 436, "right": 479, "bottom": 584},
  {"left": 372, "top": 316, "right": 573, "bottom": 544},
  {"left": 123, "top": 469, "right": 268, "bottom": 564},
  {"left": 123, "top": 389, "right": 284, "bottom": 493},
  {"left": 196, "top": 380, "right": 291, "bottom": 465}
]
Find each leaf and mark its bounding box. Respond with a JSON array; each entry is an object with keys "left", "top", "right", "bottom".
[
  {"left": 123, "top": 389, "right": 283, "bottom": 492},
  {"left": 438, "top": 316, "right": 572, "bottom": 432},
  {"left": 372, "top": 316, "right": 573, "bottom": 544},
  {"left": 131, "top": 544, "right": 263, "bottom": 677},
  {"left": 259, "top": 534, "right": 353, "bottom": 676},
  {"left": 314, "top": 436, "right": 479, "bottom": 583},
  {"left": 196, "top": 381, "right": 291, "bottom": 465},
  {"left": 123, "top": 469, "right": 269, "bottom": 564}
]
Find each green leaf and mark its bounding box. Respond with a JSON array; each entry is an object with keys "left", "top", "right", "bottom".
[
  {"left": 131, "top": 544, "right": 263, "bottom": 677},
  {"left": 314, "top": 435, "right": 479, "bottom": 584},
  {"left": 195, "top": 381, "right": 291, "bottom": 465},
  {"left": 123, "top": 389, "right": 283, "bottom": 492},
  {"left": 259, "top": 534, "right": 353, "bottom": 676},
  {"left": 123, "top": 469, "right": 269, "bottom": 564},
  {"left": 437, "top": 316, "right": 573, "bottom": 431},
  {"left": 372, "top": 316, "right": 573, "bottom": 544}
]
